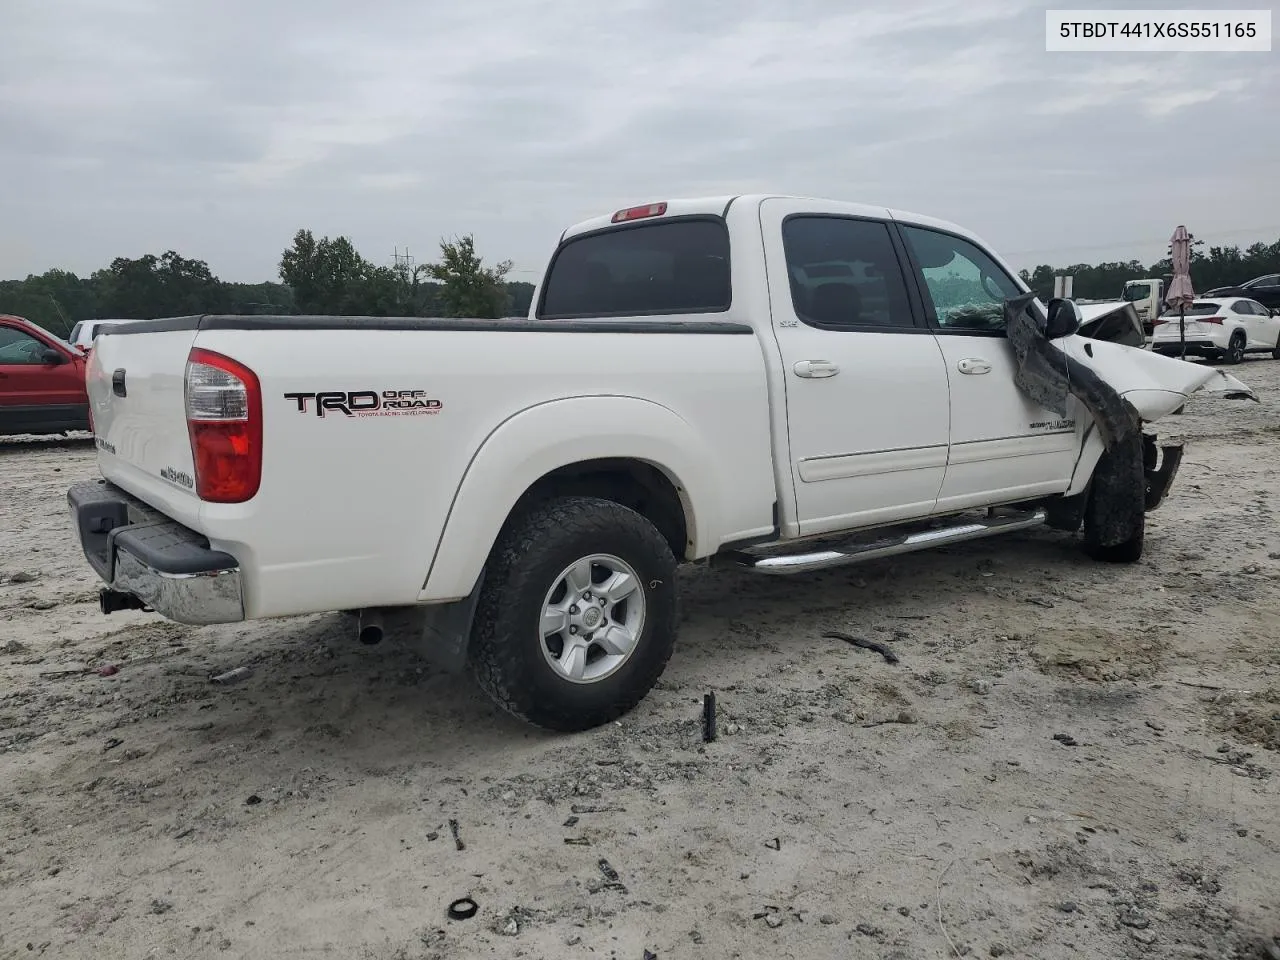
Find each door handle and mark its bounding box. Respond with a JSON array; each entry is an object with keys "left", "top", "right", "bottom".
[
  {"left": 793, "top": 360, "right": 839, "bottom": 378},
  {"left": 957, "top": 358, "right": 992, "bottom": 375}
]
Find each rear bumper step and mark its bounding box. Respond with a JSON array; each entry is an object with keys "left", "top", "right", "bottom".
[
  {"left": 720, "top": 509, "right": 1047, "bottom": 575},
  {"left": 66, "top": 479, "right": 244, "bottom": 625}
]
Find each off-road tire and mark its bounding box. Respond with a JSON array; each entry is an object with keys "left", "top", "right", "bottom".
[
  {"left": 1222, "top": 331, "right": 1246, "bottom": 365},
  {"left": 468, "top": 496, "right": 678, "bottom": 732},
  {"left": 1082, "top": 431, "right": 1145, "bottom": 563}
]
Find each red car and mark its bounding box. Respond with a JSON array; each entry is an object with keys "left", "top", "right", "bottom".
[{"left": 0, "top": 314, "right": 90, "bottom": 437}]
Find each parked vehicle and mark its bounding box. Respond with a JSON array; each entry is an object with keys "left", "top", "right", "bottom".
[
  {"left": 1203, "top": 274, "right": 1280, "bottom": 311},
  {"left": 1078, "top": 278, "right": 1169, "bottom": 339},
  {"left": 1150, "top": 298, "right": 1280, "bottom": 363},
  {"left": 65, "top": 195, "right": 1257, "bottom": 732},
  {"left": 0, "top": 314, "right": 90, "bottom": 437},
  {"left": 68, "top": 318, "right": 140, "bottom": 354}
]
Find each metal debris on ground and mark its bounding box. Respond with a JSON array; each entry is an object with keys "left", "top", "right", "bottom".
[
  {"left": 570, "top": 804, "right": 625, "bottom": 814},
  {"left": 823, "top": 631, "right": 899, "bottom": 664},
  {"left": 211, "top": 666, "right": 252, "bottom": 685},
  {"left": 449, "top": 818, "right": 465, "bottom": 851},
  {"left": 703, "top": 692, "right": 717, "bottom": 742},
  {"left": 563, "top": 837, "right": 591, "bottom": 846},
  {"left": 764, "top": 837, "right": 781, "bottom": 851}
]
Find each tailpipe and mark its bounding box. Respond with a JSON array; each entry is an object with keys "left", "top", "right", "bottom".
[
  {"left": 357, "top": 608, "right": 384, "bottom": 646},
  {"left": 100, "top": 588, "right": 147, "bottom": 615}
]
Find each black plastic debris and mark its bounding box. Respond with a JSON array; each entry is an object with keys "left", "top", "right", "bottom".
[
  {"left": 447, "top": 897, "right": 478, "bottom": 920},
  {"left": 703, "top": 692, "right": 717, "bottom": 742},
  {"left": 823, "top": 631, "right": 899, "bottom": 664}
]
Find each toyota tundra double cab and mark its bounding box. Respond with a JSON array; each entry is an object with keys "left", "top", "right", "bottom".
[{"left": 66, "top": 195, "right": 1255, "bottom": 731}]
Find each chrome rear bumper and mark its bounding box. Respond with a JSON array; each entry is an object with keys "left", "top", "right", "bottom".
[{"left": 67, "top": 479, "right": 245, "bottom": 625}]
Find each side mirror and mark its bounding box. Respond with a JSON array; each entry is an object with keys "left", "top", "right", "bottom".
[
  {"left": 39, "top": 347, "right": 67, "bottom": 365},
  {"left": 1044, "top": 298, "right": 1082, "bottom": 339}
]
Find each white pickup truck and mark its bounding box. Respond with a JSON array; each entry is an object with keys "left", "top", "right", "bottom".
[{"left": 67, "top": 195, "right": 1256, "bottom": 732}]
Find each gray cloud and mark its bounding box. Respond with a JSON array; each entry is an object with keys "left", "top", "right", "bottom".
[{"left": 1, "top": 0, "right": 1276, "bottom": 284}]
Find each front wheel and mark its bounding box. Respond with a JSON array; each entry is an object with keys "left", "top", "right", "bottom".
[{"left": 468, "top": 496, "right": 678, "bottom": 732}]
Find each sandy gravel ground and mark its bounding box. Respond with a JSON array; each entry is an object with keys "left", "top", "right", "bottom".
[{"left": 2, "top": 360, "right": 1279, "bottom": 960}]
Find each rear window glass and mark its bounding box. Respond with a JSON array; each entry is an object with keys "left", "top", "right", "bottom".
[
  {"left": 1182, "top": 302, "right": 1224, "bottom": 315},
  {"left": 538, "top": 218, "right": 731, "bottom": 319}
]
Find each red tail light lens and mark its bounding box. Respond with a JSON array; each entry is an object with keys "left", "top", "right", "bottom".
[
  {"left": 185, "top": 348, "right": 262, "bottom": 503},
  {"left": 1202, "top": 316, "right": 1224, "bottom": 325}
]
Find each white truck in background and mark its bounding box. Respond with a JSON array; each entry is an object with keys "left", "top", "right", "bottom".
[
  {"left": 66, "top": 195, "right": 1256, "bottom": 732},
  {"left": 1080, "top": 278, "right": 1170, "bottom": 340}
]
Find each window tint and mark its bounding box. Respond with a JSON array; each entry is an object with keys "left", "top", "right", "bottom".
[
  {"left": 0, "top": 328, "right": 49, "bottom": 365},
  {"left": 538, "top": 219, "right": 731, "bottom": 318},
  {"left": 1181, "top": 301, "right": 1224, "bottom": 316},
  {"left": 900, "top": 225, "right": 1021, "bottom": 332},
  {"left": 780, "top": 217, "right": 915, "bottom": 329},
  {"left": 1231, "top": 300, "right": 1254, "bottom": 315}
]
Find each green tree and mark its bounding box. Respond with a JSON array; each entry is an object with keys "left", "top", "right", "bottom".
[
  {"left": 425, "top": 235, "right": 513, "bottom": 318},
  {"left": 94, "top": 251, "right": 227, "bottom": 319}
]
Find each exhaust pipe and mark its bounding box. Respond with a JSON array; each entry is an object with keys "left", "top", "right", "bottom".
[
  {"left": 100, "top": 588, "right": 147, "bottom": 615},
  {"left": 357, "top": 608, "right": 384, "bottom": 645}
]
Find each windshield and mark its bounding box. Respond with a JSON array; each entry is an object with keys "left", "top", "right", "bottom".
[{"left": 1122, "top": 283, "right": 1149, "bottom": 301}]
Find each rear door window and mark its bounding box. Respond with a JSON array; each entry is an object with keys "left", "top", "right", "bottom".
[
  {"left": 780, "top": 216, "right": 917, "bottom": 329},
  {"left": 538, "top": 218, "right": 731, "bottom": 319}
]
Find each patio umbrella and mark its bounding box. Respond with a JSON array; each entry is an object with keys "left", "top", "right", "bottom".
[{"left": 1166, "top": 225, "right": 1195, "bottom": 359}]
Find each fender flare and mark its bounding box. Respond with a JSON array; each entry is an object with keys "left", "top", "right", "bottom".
[{"left": 418, "top": 396, "right": 722, "bottom": 601}]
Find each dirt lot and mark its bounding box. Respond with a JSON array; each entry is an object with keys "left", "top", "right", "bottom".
[{"left": 2, "top": 361, "right": 1279, "bottom": 960}]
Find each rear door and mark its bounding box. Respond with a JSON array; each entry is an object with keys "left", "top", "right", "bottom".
[
  {"left": 1234, "top": 300, "right": 1269, "bottom": 348},
  {"left": 760, "top": 199, "right": 951, "bottom": 536},
  {"left": 894, "top": 220, "right": 1079, "bottom": 512},
  {"left": 87, "top": 324, "right": 205, "bottom": 525}
]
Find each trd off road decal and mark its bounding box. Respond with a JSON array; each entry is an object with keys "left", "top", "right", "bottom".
[{"left": 284, "top": 390, "right": 443, "bottom": 418}]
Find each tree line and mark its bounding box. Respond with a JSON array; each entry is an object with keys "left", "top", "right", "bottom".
[
  {"left": 6, "top": 228, "right": 1278, "bottom": 340},
  {"left": 1018, "top": 234, "right": 1280, "bottom": 301},
  {"left": 0, "top": 232, "right": 535, "bottom": 339}
]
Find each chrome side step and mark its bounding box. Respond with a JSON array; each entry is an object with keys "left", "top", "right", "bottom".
[{"left": 725, "top": 509, "right": 1047, "bottom": 575}]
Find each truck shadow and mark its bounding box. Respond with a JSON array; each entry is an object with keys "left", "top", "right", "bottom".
[{"left": 92, "top": 527, "right": 1102, "bottom": 772}]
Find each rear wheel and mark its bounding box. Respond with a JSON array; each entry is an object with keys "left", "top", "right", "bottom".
[
  {"left": 468, "top": 496, "right": 678, "bottom": 732},
  {"left": 1271, "top": 334, "right": 1280, "bottom": 361},
  {"left": 1222, "top": 331, "right": 1246, "bottom": 365},
  {"left": 1082, "top": 430, "right": 1145, "bottom": 564}
]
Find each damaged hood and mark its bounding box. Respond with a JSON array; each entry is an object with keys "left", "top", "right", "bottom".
[{"left": 1058, "top": 336, "right": 1257, "bottom": 420}]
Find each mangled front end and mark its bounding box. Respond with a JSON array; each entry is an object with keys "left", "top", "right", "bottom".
[{"left": 1006, "top": 295, "right": 1256, "bottom": 547}]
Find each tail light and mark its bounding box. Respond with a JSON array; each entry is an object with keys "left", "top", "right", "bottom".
[
  {"left": 1202, "top": 316, "right": 1224, "bottom": 324},
  {"left": 185, "top": 348, "right": 262, "bottom": 503}
]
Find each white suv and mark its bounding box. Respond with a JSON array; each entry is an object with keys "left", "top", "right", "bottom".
[{"left": 1151, "top": 298, "right": 1280, "bottom": 364}]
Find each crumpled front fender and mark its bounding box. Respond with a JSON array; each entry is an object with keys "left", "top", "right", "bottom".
[{"left": 1059, "top": 337, "right": 1257, "bottom": 422}]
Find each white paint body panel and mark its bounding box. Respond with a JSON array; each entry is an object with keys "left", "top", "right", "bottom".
[{"left": 83, "top": 194, "right": 1255, "bottom": 622}]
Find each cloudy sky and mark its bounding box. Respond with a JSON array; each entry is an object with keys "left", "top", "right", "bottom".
[{"left": 1, "top": 0, "right": 1277, "bottom": 284}]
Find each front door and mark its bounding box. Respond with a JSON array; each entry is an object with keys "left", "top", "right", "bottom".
[
  {"left": 894, "top": 222, "right": 1079, "bottom": 512},
  {"left": 760, "top": 199, "right": 951, "bottom": 537},
  {"left": 0, "top": 324, "right": 85, "bottom": 430}
]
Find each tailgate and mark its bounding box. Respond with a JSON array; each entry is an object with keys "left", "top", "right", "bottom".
[{"left": 87, "top": 326, "right": 203, "bottom": 527}]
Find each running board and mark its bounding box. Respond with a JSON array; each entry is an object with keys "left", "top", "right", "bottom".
[{"left": 723, "top": 510, "right": 1047, "bottom": 575}]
